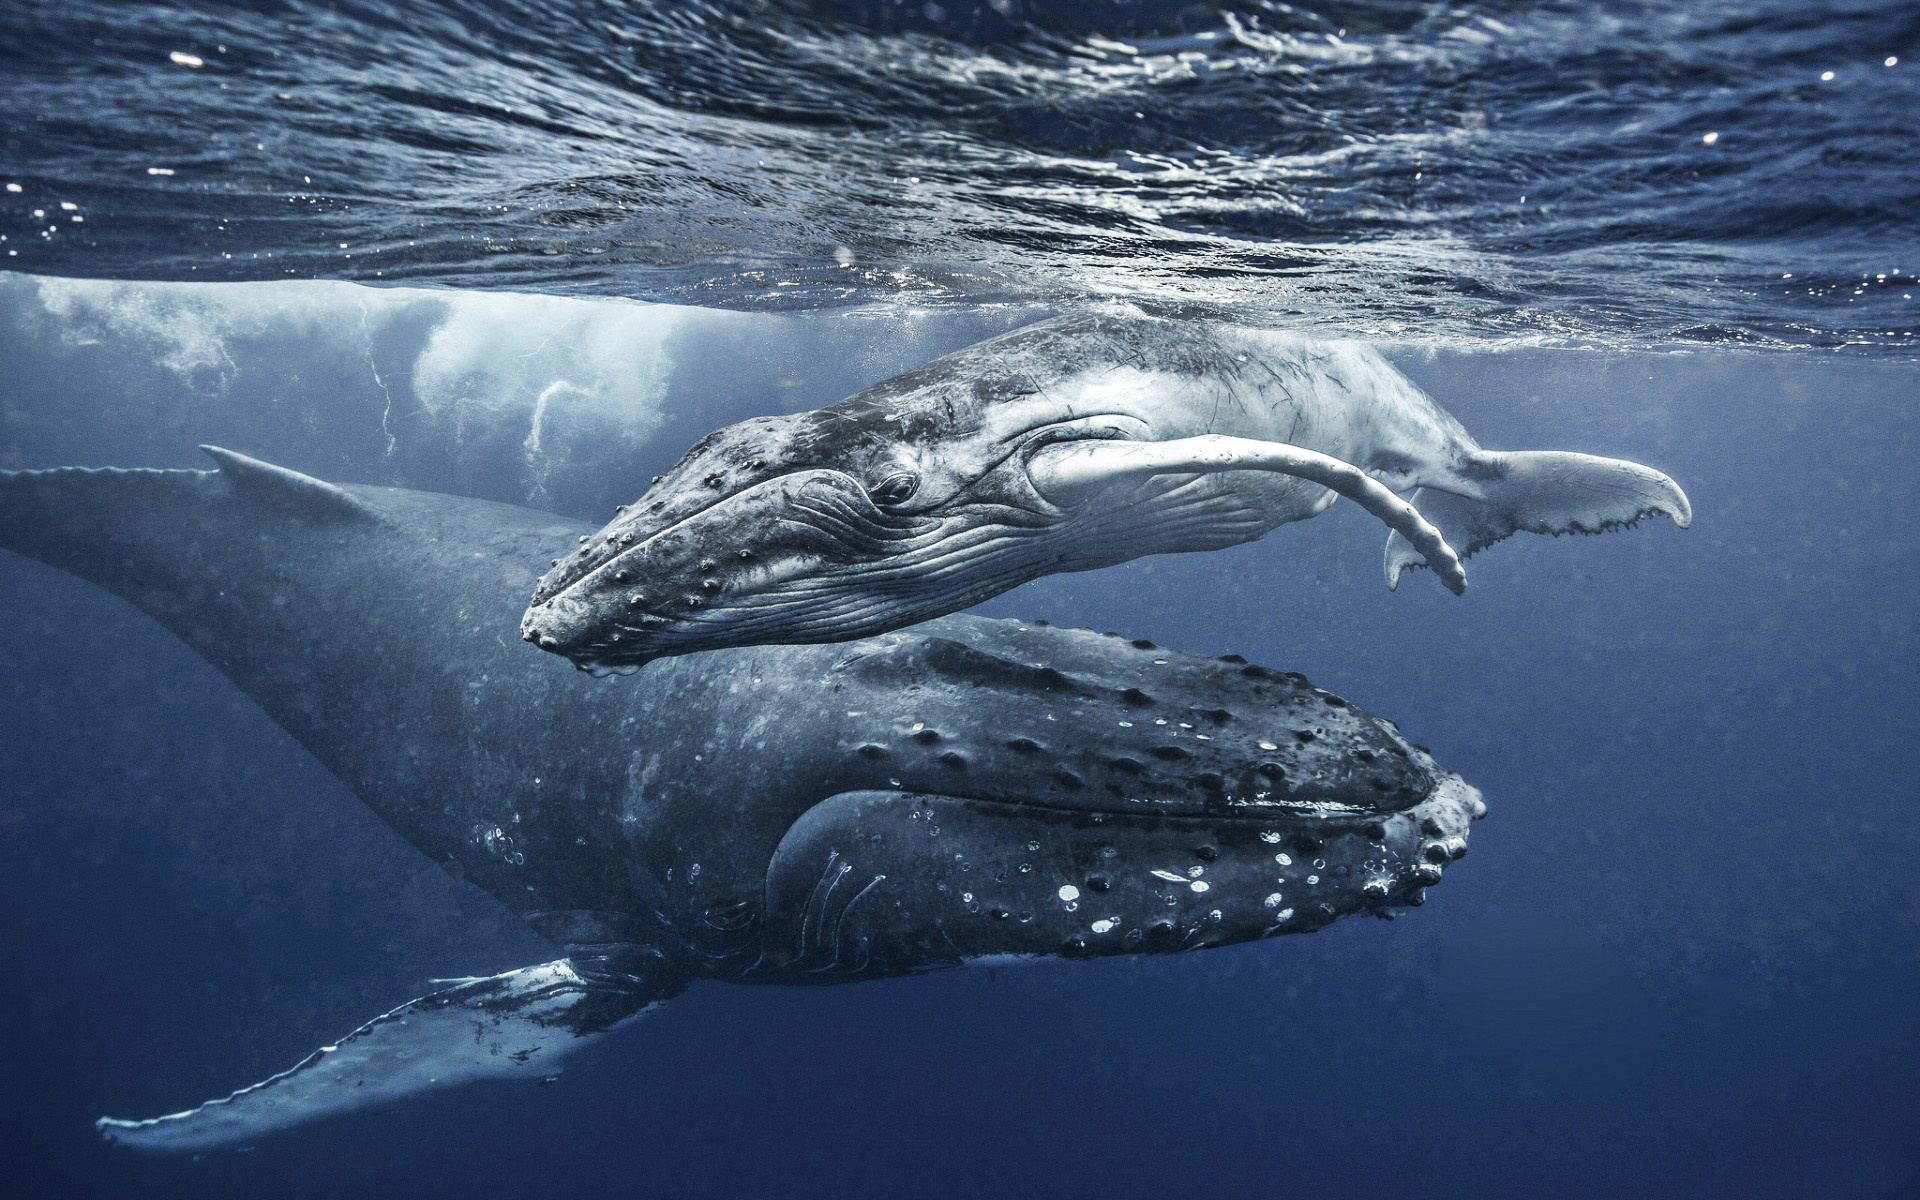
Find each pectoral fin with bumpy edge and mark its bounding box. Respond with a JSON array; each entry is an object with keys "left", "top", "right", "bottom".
[
  {"left": 1383, "top": 450, "right": 1692, "bottom": 589},
  {"left": 98, "top": 951, "right": 683, "bottom": 1153}
]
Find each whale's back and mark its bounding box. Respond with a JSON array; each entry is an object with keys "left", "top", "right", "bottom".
[{"left": 0, "top": 450, "right": 648, "bottom": 921}]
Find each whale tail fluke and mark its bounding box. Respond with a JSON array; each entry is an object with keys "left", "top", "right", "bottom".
[
  {"left": 1385, "top": 450, "right": 1691, "bottom": 590},
  {"left": 98, "top": 950, "right": 684, "bottom": 1153}
]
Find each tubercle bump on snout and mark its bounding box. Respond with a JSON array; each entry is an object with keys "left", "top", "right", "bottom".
[{"left": 522, "top": 466, "right": 955, "bottom": 668}]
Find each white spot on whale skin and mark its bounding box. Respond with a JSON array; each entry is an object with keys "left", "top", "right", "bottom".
[
  {"left": 1150, "top": 869, "right": 1187, "bottom": 882},
  {"left": 1058, "top": 885, "right": 1080, "bottom": 902},
  {"left": 1260, "top": 831, "right": 1282, "bottom": 844},
  {"left": 1274, "top": 852, "right": 1292, "bottom": 866},
  {"left": 1272, "top": 907, "right": 1296, "bottom": 922},
  {"left": 1264, "top": 893, "right": 1284, "bottom": 908},
  {"left": 1189, "top": 880, "right": 1210, "bottom": 894},
  {"left": 1090, "top": 919, "right": 1117, "bottom": 933}
]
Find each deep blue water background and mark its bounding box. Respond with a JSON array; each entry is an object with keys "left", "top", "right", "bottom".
[
  {"left": 0, "top": 278, "right": 1915, "bottom": 1197},
  {"left": 1, "top": 0, "right": 1917, "bottom": 1193}
]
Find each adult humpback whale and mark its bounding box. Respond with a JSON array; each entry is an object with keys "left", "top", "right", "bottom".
[
  {"left": 523, "top": 312, "right": 1691, "bottom": 673},
  {"left": 0, "top": 448, "right": 1482, "bottom": 1152}
]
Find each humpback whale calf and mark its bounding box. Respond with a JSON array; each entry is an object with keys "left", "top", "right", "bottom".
[
  {"left": 0, "top": 448, "right": 1483, "bottom": 1152},
  {"left": 523, "top": 311, "right": 1690, "bottom": 673}
]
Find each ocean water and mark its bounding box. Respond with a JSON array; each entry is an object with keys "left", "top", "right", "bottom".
[
  {"left": 0, "top": 3, "right": 1916, "bottom": 1198},
  {"left": 4, "top": 0, "right": 1917, "bottom": 347}
]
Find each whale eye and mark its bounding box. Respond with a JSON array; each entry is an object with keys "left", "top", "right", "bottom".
[{"left": 868, "top": 472, "right": 920, "bottom": 507}]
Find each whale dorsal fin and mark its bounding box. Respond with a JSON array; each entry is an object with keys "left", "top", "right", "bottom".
[{"left": 198, "top": 445, "right": 374, "bottom": 523}]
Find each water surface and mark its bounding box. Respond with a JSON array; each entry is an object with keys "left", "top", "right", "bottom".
[{"left": 3, "top": 0, "right": 1916, "bottom": 346}]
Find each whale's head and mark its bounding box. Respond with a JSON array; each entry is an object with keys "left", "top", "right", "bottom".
[
  {"left": 597, "top": 618, "right": 1488, "bottom": 976},
  {"left": 727, "top": 622, "right": 1489, "bottom": 976},
  {"left": 521, "top": 378, "right": 1099, "bottom": 672}
]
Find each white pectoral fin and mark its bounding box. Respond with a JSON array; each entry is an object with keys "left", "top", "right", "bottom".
[
  {"left": 1384, "top": 450, "right": 1692, "bottom": 589},
  {"left": 1029, "top": 436, "right": 1468, "bottom": 594},
  {"left": 98, "top": 957, "right": 673, "bottom": 1153}
]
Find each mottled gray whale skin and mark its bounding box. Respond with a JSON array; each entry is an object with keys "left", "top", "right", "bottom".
[
  {"left": 0, "top": 448, "right": 1482, "bottom": 1152},
  {"left": 523, "top": 311, "right": 1690, "bottom": 673}
]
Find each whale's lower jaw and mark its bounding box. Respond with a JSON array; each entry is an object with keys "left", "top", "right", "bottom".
[
  {"left": 93, "top": 775, "right": 1484, "bottom": 1155},
  {"left": 753, "top": 776, "right": 1484, "bottom": 981}
]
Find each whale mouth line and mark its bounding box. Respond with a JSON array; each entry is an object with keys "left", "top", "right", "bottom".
[
  {"left": 930, "top": 794, "right": 1415, "bottom": 823},
  {"left": 867, "top": 773, "right": 1437, "bottom": 824},
  {"left": 936, "top": 771, "right": 1483, "bottom": 831}
]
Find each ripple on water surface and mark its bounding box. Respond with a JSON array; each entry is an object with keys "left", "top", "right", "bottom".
[{"left": 0, "top": 0, "right": 1916, "bottom": 350}]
